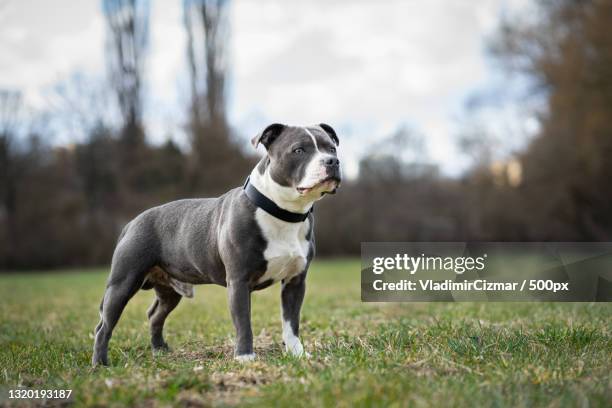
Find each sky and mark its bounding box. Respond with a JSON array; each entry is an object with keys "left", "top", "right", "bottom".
[{"left": 0, "top": 0, "right": 534, "bottom": 177}]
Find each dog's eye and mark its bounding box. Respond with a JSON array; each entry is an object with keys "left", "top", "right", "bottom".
[
  {"left": 293, "top": 148, "right": 305, "bottom": 154},
  {"left": 330, "top": 147, "right": 336, "bottom": 153}
]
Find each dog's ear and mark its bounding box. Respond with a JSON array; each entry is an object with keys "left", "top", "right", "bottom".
[
  {"left": 251, "top": 123, "right": 287, "bottom": 150},
  {"left": 319, "top": 123, "right": 339, "bottom": 146}
]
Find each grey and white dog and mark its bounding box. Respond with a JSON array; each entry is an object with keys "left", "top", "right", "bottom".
[{"left": 92, "top": 123, "right": 341, "bottom": 366}]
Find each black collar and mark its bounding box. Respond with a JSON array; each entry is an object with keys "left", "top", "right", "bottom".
[{"left": 243, "top": 176, "right": 312, "bottom": 223}]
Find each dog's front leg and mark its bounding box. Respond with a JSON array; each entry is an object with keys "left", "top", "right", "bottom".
[
  {"left": 281, "top": 274, "right": 308, "bottom": 357},
  {"left": 227, "top": 280, "right": 255, "bottom": 361}
]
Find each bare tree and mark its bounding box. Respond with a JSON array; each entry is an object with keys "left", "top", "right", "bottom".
[
  {"left": 103, "top": 0, "right": 150, "bottom": 147},
  {"left": 183, "top": 0, "right": 252, "bottom": 194},
  {"left": 46, "top": 72, "right": 120, "bottom": 143},
  {"left": 0, "top": 90, "right": 20, "bottom": 136},
  {"left": 183, "top": 0, "right": 229, "bottom": 128},
  {"left": 491, "top": 0, "right": 612, "bottom": 240},
  {"left": 0, "top": 90, "right": 22, "bottom": 268}
]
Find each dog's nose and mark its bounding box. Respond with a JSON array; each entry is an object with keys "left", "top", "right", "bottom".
[{"left": 323, "top": 157, "right": 340, "bottom": 167}]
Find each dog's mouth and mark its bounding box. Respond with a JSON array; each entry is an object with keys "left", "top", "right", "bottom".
[{"left": 296, "top": 176, "right": 341, "bottom": 195}]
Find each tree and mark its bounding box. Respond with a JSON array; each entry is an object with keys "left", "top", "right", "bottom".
[
  {"left": 102, "top": 0, "right": 150, "bottom": 148},
  {"left": 46, "top": 72, "right": 120, "bottom": 143},
  {"left": 182, "top": 0, "right": 254, "bottom": 194},
  {"left": 492, "top": 0, "right": 612, "bottom": 240},
  {"left": 183, "top": 0, "right": 229, "bottom": 128},
  {"left": 0, "top": 90, "right": 22, "bottom": 268}
]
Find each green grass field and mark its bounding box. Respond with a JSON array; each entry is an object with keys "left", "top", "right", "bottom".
[{"left": 0, "top": 259, "right": 610, "bottom": 407}]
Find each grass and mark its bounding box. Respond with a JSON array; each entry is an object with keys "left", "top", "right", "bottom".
[{"left": 0, "top": 258, "right": 610, "bottom": 407}]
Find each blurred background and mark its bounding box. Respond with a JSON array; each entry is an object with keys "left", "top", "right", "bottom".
[{"left": 0, "top": 0, "right": 611, "bottom": 270}]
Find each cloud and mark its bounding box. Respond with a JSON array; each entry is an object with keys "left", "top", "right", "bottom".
[
  {"left": 247, "top": 29, "right": 360, "bottom": 85},
  {"left": 0, "top": 0, "right": 105, "bottom": 108},
  {"left": 0, "top": 0, "right": 529, "bottom": 176},
  {"left": 230, "top": 0, "right": 504, "bottom": 175}
]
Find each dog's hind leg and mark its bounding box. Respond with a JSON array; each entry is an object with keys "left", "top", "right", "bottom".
[
  {"left": 147, "top": 285, "right": 181, "bottom": 352},
  {"left": 92, "top": 241, "right": 153, "bottom": 366}
]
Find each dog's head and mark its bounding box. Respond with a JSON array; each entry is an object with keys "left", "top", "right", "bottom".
[{"left": 252, "top": 124, "right": 341, "bottom": 199}]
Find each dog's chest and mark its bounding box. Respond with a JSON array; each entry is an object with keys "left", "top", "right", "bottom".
[{"left": 255, "top": 209, "right": 310, "bottom": 284}]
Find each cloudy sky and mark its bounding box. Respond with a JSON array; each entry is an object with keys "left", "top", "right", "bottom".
[{"left": 0, "top": 0, "right": 533, "bottom": 177}]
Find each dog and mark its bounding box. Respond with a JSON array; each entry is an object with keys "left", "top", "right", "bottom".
[{"left": 92, "top": 123, "right": 341, "bottom": 365}]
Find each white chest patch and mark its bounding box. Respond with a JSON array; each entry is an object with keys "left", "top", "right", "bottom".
[{"left": 255, "top": 209, "right": 310, "bottom": 284}]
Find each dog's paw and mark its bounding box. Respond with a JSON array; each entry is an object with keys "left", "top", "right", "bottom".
[
  {"left": 285, "top": 339, "right": 310, "bottom": 358},
  {"left": 91, "top": 357, "right": 109, "bottom": 367},
  {"left": 152, "top": 346, "right": 171, "bottom": 355},
  {"left": 152, "top": 341, "right": 171, "bottom": 354},
  {"left": 234, "top": 353, "right": 257, "bottom": 362}
]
